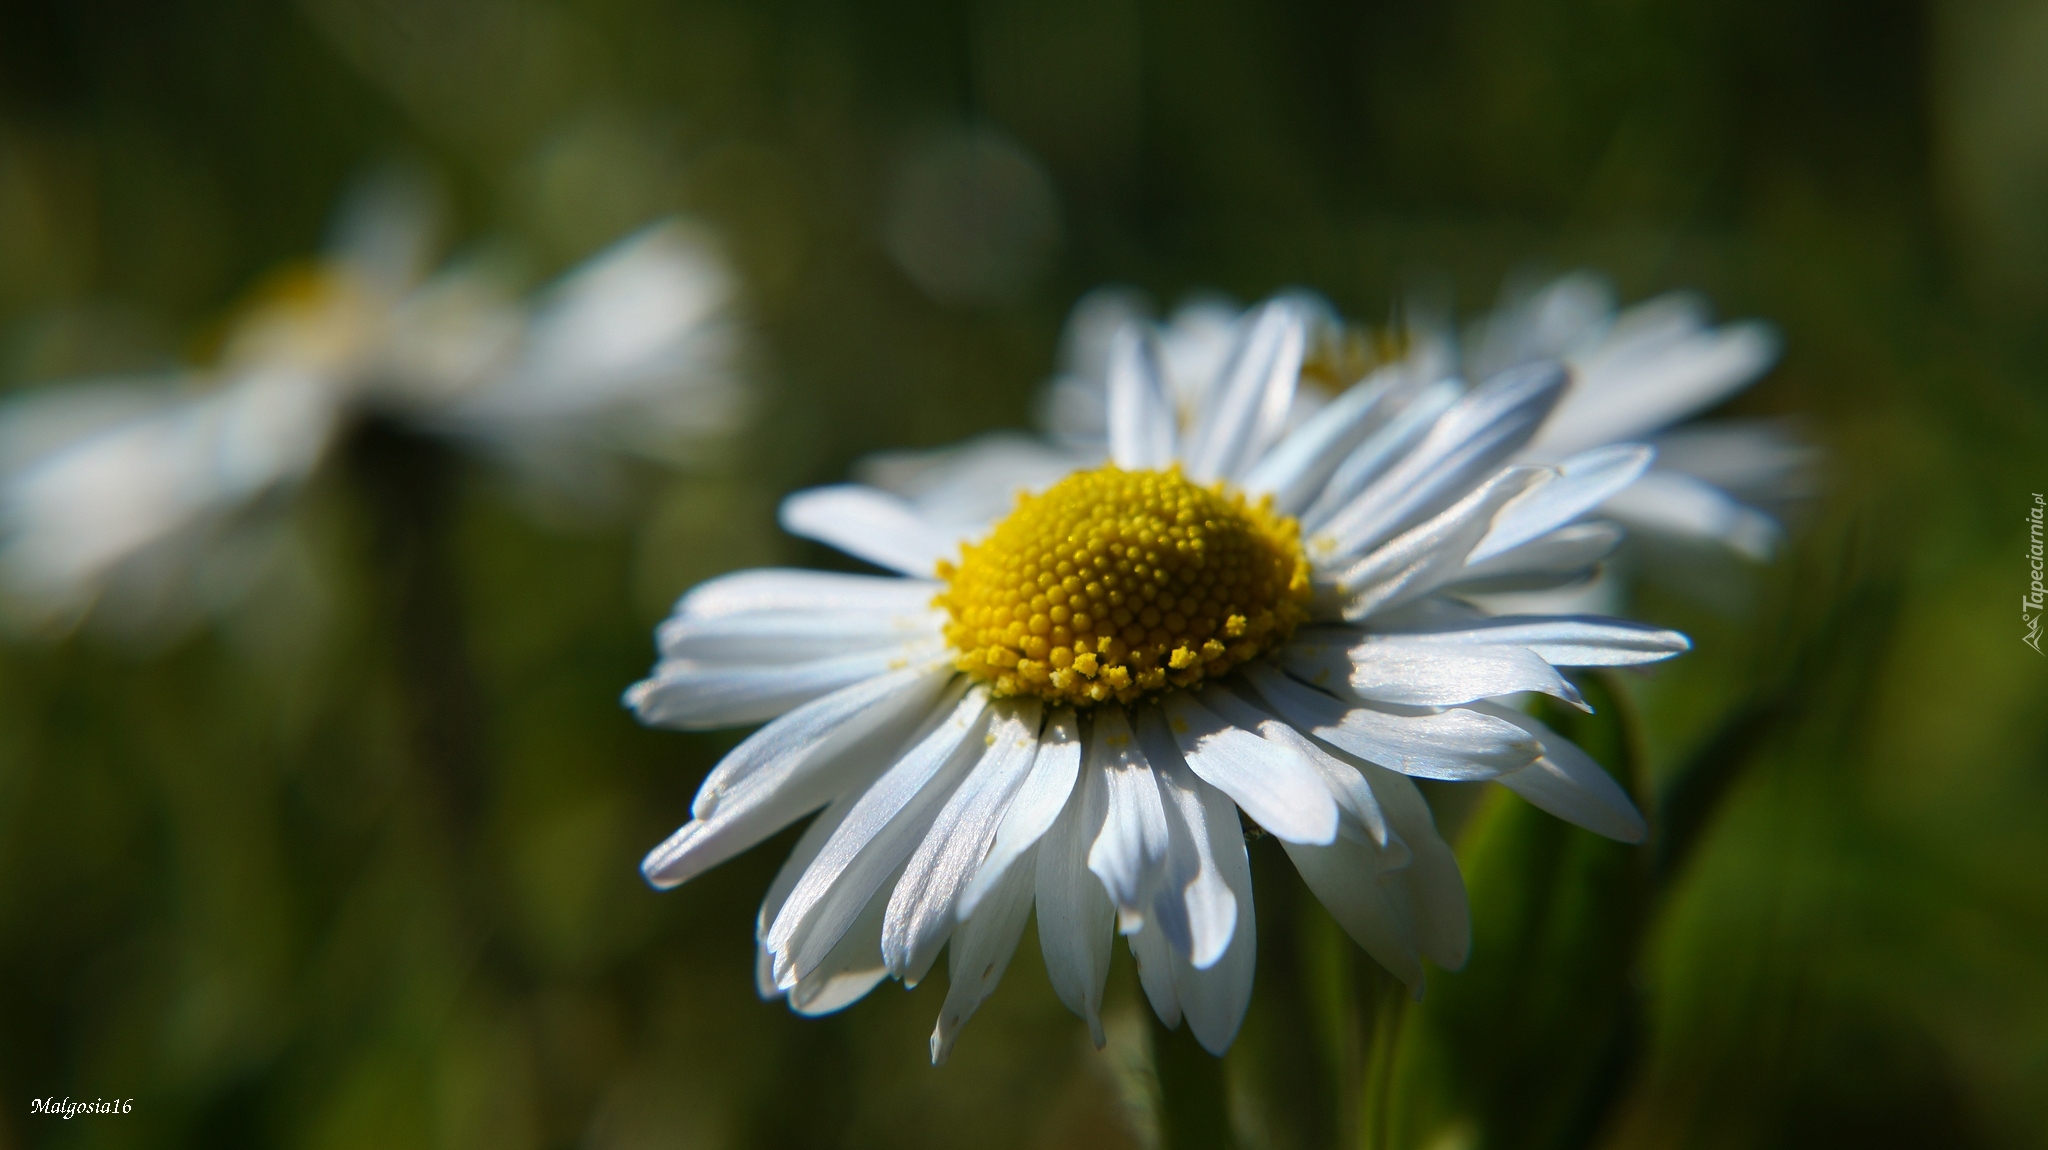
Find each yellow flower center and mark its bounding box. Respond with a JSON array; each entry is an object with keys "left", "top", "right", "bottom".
[{"left": 936, "top": 465, "right": 1312, "bottom": 706}]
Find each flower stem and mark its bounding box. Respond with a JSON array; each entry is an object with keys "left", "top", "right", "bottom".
[
  {"left": 344, "top": 416, "right": 491, "bottom": 849},
  {"left": 1150, "top": 1012, "right": 1234, "bottom": 1150},
  {"left": 1354, "top": 961, "right": 1407, "bottom": 1150},
  {"left": 1244, "top": 836, "right": 1342, "bottom": 1149}
]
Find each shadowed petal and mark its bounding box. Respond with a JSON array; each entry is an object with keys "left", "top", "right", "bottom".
[
  {"left": 930, "top": 846, "right": 1039, "bottom": 1064},
  {"left": 1036, "top": 752, "right": 1116, "bottom": 1046},
  {"left": 1160, "top": 691, "right": 1339, "bottom": 844}
]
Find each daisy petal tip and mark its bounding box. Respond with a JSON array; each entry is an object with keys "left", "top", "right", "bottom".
[
  {"left": 771, "top": 956, "right": 801, "bottom": 993},
  {"left": 1302, "top": 815, "right": 1341, "bottom": 848},
  {"left": 620, "top": 677, "right": 653, "bottom": 714},
  {"left": 1629, "top": 628, "right": 1693, "bottom": 664},
  {"left": 640, "top": 853, "right": 688, "bottom": 891},
  {"left": 639, "top": 823, "right": 705, "bottom": 889},
  {"left": 1615, "top": 811, "right": 1650, "bottom": 845},
  {"left": 1275, "top": 788, "right": 1342, "bottom": 847},
  {"left": 640, "top": 871, "right": 684, "bottom": 892},
  {"left": 1186, "top": 910, "right": 1238, "bottom": 972}
]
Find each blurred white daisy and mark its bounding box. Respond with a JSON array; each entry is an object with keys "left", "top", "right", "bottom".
[
  {"left": 628, "top": 295, "right": 1690, "bottom": 1063},
  {"left": 1465, "top": 271, "right": 1813, "bottom": 566},
  {"left": 1017, "top": 277, "right": 1811, "bottom": 614},
  {"left": 0, "top": 172, "right": 742, "bottom": 633}
]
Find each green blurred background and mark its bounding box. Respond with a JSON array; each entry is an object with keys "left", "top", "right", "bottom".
[{"left": 2, "top": 0, "right": 2045, "bottom": 1146}]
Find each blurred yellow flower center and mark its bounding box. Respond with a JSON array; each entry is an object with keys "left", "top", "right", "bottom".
[
  {"left": 936, "top": 465, "right": 1311, "bottom": 706},
  {"left": 212, "top": 261, "right": 376, "bottom": 373}
]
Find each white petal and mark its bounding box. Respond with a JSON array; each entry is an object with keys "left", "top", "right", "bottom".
[
  {"left": 786, "top": 862, "right": 901, "bottom": 1016},
  {"left": 1037, "top": 287, "right": 1148, "bottom": 442},
  {"left": 883, "top": 700, "right": 1047, "bottom": 985},
  {"left": 1240, "top": 370, "right": 1401, "bottom": 515},
  {"left": 1036, "top": 757, "right": 1116, "bottom": 1047},
  {"left": 1473, "top": 702, "right": 1647, "bottom": 842},
  {"left": 627, "top": 639, "right": 948, "bottom": 729},
  {"left": 1451, "top": 521, "right": 1623, "bottom": 587},
  {"left": 0, "top": 371, "right": 335, "bottom": 602},
  {"left": 1128, "top": 922, "right": 1182, "bottom": 1029},
  {"left": 328, "top": 167, "right": 439, "bottom": 296},
  {"left": 1182, "top": 301, "right": 1304, "bottom": 483},
  {"left": 855, "top": 431, "right": 1086, "bottom": 535},
  {"left": 1466, "top": 272, "right": 1615, "bottom": 380},
  {"left": 1350, "top": 592, "right": 1488, "bottom": 632},
  {"left": 960, "top": 708, "right": 1082, "bottom": 919},
  {"left": 1329, "top": 465, "right": 1548, "bottom": 620},
  {"left": 1649, "top": 418, "right": 1816, "bottom": 498},
  {"left": 656, "top": 607, "right": 947, "bottom": 664},
  {"left": 1600, "top": 469, "right": 1782, "bottom": 560},
  {"left": 1371, "top": 614, "right": 1691, "bottom": 667},
  {"left": 1282, "top": 835, "right": 1424, "bottom": 988},
  {"left": 1134, "top": 708, "right": 1239, "bottom": 969},
  {"left": 1468, "top": 444, "right": 1654, "bottom": 564},
  {"left": 1160, "top": 691, "right": 1339, "bottom": 845},
  {"left": 1298, "top": 379, "right": 1461, "bottom": 533},
  {"left": 1158, "top": 297, "right": 1245, "bottom": 416},
  {"left": 930, "top": 845, "right": 1038, "bottom": 1064},
  {"left": 378, "top": 265, "right": 523, "bottom": 415},
  {"left": 779, "top": 484, "right": 961, "bottom": 575},
  {"left": 1168, "top": 813, "right": 1256, "bottom": 1055},
  {"left": 1278, "top": 632, "right": 1586, "bottom": 711},
  {"left": 1310, "top": 362, "right": 1564, "bottom": 560},
  {"left": 765, "top": 685, "right": 990, "bottom": 986},
  {"left": 1536, "top": 313, "right": 1779, "bottom": 455},
  {"left": 1243, "top": 662, "right": 1539, "bottom": 781},
  {"left": 639, "top": 659, "right": 956, "bottom": 889},
  {"left": 755, "top": 793, "right": 860, "bottom": 999},
  {"left": 674, "top": 568, "right": 942, "bottom": 620},
  {"left": 1107, "top": 326, "right": 1177, "bottom": 470},
  {"left": 1199, "top": 686, "right": 1402, "bottom": 857},
  {"left": 454, "top": 222, "right": 735, "bottom": 440},
  {"left": 1040, "top": 374, "right": 1110, "bottom": 445},
  {"left": 790, "top": 957, "right": 890, "bottom": 1015},
  {"left": 0, "top": 379, "right": 179, "bottom": 471},
  {"left": 1086, "top": 707, "right": 1173, "bottom": 931},
  {"left": 1313, "top": 745, "right": 1472, "bottom": 970},
  {"left": 1357, "top": 762, "right": 1470, "bottom": 969}
]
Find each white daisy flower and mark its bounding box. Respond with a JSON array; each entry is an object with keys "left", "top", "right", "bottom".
[
  {"left": 628, "top": 294, "right": 1690, "bottom": 1063},
  {"left": 0, "top": 173, "right": 742, "bottom": 632}
]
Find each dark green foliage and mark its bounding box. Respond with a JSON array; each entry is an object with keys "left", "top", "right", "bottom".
[{"left": 1389, "top": 686, "right": 1647, "bottom": 1150}]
